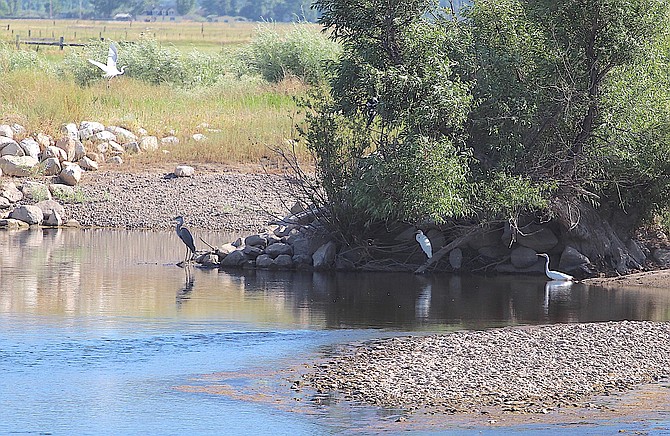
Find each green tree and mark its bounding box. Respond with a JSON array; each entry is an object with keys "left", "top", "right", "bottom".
[
  {"left": 305, "top": 0, "right": 473, "bottom": 240},
  {"left": 175, "top": 0, "right": 194, "bottom": 15},
  {"left": 89, "top": 0, "right": 126, "bottom": 17}
]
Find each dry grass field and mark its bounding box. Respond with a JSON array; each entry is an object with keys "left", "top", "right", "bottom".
[
  {"left": 0, "top": 18, "right": 294, "bottom": 53},
  {"left": 0, "top": 19, "right": 324, "bottom": 166}
]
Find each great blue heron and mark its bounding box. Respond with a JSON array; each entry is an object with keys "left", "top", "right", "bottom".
[
  {"left": 174, "top": 215, "right": 197, "bottom": 264},
  {"left": 415, "top": 230, "right": 433, "bottom": 259},
  {"left": 88, "top": 43, "right": 127, "bottom": 86},
  {"left": 537, "top": 253, "right": 573, "bottom": 281}
]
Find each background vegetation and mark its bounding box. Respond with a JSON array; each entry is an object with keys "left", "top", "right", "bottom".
[
  {"left": 302, "top": 0, "right": 670, "bottom": 246},
  {"left": 0, "top": 21, "right": 338, "bottom": 164},
  {"left": 0, "top": 0, "right": 319, "bottom": 22}
]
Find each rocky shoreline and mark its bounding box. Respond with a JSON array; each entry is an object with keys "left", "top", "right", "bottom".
[
  {"left": 62, "top": 167, "right": 294, "bottom": 233},
  {"left": 303, "top": 321, "right": 670, "bottom": 415}
]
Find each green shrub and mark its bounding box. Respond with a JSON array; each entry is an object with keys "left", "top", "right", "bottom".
[
  {"left": 60, "top": 39, "right": 234, "bottom": 88},
  {"left": 0, "top": 42, "right": 44, "bottom": 73},
  {"left": 240, "top": 22, "right": 341, "bottom": 85}
]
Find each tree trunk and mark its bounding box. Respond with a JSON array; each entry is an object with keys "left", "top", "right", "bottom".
[{"left": 551, "top": 197, "right": 643, "bottom": 275}]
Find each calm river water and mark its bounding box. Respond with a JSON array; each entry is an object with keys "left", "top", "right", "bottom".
[{"left": 1, "top": 229, "right": 669, "bottom": 435}]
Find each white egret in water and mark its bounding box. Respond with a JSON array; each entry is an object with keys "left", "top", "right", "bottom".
[
  {"left": 88, "top": 43, "right": 127, "bottom": 86},
  {"left": 415, "top": 230, "right": 433, "bottom": 259},
  {"left": 174, "top": 216, "right": 197, "bottom": 265},
  {"left": 537, "top": 253, "right": 573, "bottom": 281}
]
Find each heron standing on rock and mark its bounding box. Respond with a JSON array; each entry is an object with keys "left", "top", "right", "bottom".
[{"left": 174, "top": 215, "right": 197, "bottom": 265}]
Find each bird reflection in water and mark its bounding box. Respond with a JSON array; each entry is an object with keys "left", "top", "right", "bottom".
[
  {"left": 176, "top": 265, "right": 195, "bottom": 307},
  {"left": 415, "top": 279, "right": 433, "bottom": 319},
  {"left": 543, "top": 280, "right": 573, "bottom": 315}
]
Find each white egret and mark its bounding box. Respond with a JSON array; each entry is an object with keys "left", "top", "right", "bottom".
[
  {"left": 415, "top": 230, "right": 432, "bottom": 259},
  {"left": 537, "top": 253, "right": 573, "bottom": 281},
  {"left": 88, "top": 43, "right": 127, "bottom": 85},
  {"left": 174, "top": 216, "right": 197, "bottom": 265}
]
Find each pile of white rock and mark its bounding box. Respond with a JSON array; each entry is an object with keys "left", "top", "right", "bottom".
[
  {"left": 0, "top": 179, "right": 78, "bottom": 228},
  {"left": 0, "top": 121, "right": 179, "bottom": 185}
]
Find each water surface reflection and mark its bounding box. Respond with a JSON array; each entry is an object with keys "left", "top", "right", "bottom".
[
  {"left": 2, "top": 229, "right": 670, "bottom": 435},
  {"left": 2, "top": 228, "right": 670, "bottom": 330}
]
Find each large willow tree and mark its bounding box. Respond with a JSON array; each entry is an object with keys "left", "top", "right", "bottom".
[{"left": 305, "top": 0, "right": 670, "bottom": 271}]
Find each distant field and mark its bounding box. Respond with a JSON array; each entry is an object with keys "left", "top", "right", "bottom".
[
  {"left": 0, "top": 19, "right": 326, "bottom": 166},
  {"left": 0, "top": 18, "right": 302, "bottom": 53}
]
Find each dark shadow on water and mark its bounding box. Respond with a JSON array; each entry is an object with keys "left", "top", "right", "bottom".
[{"left": 216, "top": 269, "right": 670, "bottom": 330}]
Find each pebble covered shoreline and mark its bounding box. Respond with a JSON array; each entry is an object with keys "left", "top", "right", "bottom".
[
  {"left": 304, "top": 321, "right": 670, "bottom": 414},
  {"left": 62, "top": 168, "right": 293, "bottom": 232}
]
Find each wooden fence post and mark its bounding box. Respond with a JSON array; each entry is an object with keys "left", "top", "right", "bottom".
[
  {"left": 15, "top": 35, "right": 19, "bottom": 49},
  {"left": 59, "top": 36, "right": 64, "bottom": 50}
]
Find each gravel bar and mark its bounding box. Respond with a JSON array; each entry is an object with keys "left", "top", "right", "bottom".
[
  {"left": 63, "top": 169, "right": 294, "bottom": 232},
  {"left": 304, "top": 321, "right": 670, "bottom": 414}
]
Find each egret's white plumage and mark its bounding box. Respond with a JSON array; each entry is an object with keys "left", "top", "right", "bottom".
[
  {"left": 537, "top": 253, "right": 573, "bottom": 281},
  {"left": 88, "top": 44, "right": 127, "bottom": 81},
  {"left": 415, "top": 230, "right": 432, "bottom": 259}
]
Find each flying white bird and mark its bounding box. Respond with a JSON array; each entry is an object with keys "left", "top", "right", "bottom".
[
  {"left": 88, "top": 43, "right": 127, "bottom": 84},
  {"left": 537, "top": 253, "right": 573, "bottom": 281},
  {"left": 415, "top": 230, "right": 432, "bottom": 259}
]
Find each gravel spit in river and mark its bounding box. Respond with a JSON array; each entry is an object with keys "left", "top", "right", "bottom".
[
  {"left": 305, "top": 321, "right": 670, "bottom": 414},
  {"left": 64, "top": 169, "right": 294, "bottom": 232}
]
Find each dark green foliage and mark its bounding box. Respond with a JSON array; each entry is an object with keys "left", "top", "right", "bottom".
[
  {"left": 303, "top": 0, "right": 670, "bottom": 239},
  {"left": 304, "top": 0, "right": 476, "bottom": 237}
]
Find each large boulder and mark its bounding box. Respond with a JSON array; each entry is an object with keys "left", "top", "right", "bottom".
[
  {"left": 245, "top": 234, "right": 267, "bottom": 248},
  {"left": 265, "top": 242, "right": 293, "bottom": 258},
  {"left": 79, "top": 121, "right": 105, "bottom": 134},
  {"left": 93, "top": 130, "right": 116, "bottom": 143},
  {"left": 274, "top": 254, "right": 293, "bottom": 269},
  {"left": 139, "top": 136, "right": 159, "bottom": 151},
  {"left": 0, "top": 181, "right": 23, "bottom": 202},
  {"left": 19, "top": 138, "right": 41, "bottom": 160},
  {"left": 20, "top": 181, "right": 51, "bottom": 201},
  {"left": 0, "top": 125, "right": 13, "bottom": 139},
  {"left": 0, "top": 155, "right": 39, "bottom": 177},
  {"left": 35, "top": 199, "right": 65, "bottom": 220},
  {"left": 0, "top": 218, "right": 29, "bottom": 229},
  {"left": 517, "top": 225, "right": 559, "bottom": 252},
  {"left": 220, "top": 249, "right": 248, "bottom": 267},
  {"left": 43, "top": 145, "right": 68, "bottom": 162},
  {"left": 106, "top": 126, "right": 137, "bottom": 143},
  {"left": 174, "top": 165, "right": 194, "bottom": 177},
  {"left": 9, "top": 205, "right": 43, "bottom": 225},
  {"left": 59, "top": 163, "right": 84, "bottom": 186},
  {"left": 78, "top": 156, "right": 99, "bottom": 171},
  {"left": 161, "top": 136, "right": 179, "bottom": 145},
  {"left": 510, "top": 246, "right": 539, "bottom": 268},
  {"left": 39, "top": 157, "right": 62, "bottom": 176},
  {"left": 49, "top": 184, "right": 76, "bottom": 200},
  {"left": 255, "top": 254, "right": 274, "bottom": 268},
  {"left": 123, "top": 141, "right": 140, "bottom": 154},
  {"left": 0, "top": 140, "right": 24, "bottom": 157},
  {"left": 62, "top": 122, "right": 79, "bottom": 140},
  {"left": 312, "top": 241, "right": 337, "bottom": 270},
  {"left": 55, "top": 137, "right": 77, "bottom": 161},
  {"left": 44, "top": 210, "right": 63, "bottom": 227},
  {"left": 559, "top": 246, "right": 592, "bottom": 275}
]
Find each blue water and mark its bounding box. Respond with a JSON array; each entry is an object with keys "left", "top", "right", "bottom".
[{"left": 1, "top": 229, "right": 669, "bottom": 434}]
